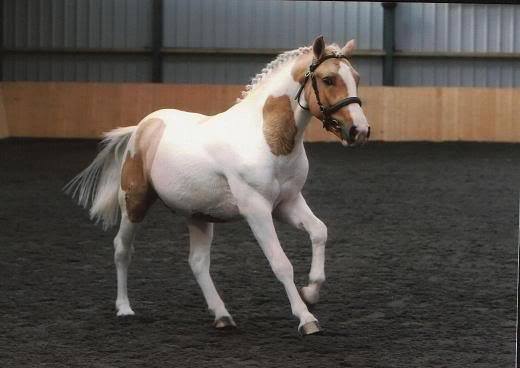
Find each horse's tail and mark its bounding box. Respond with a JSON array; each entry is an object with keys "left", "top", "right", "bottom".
[{"left": 64, "top": 126, "right": 136, "bottom": 230}]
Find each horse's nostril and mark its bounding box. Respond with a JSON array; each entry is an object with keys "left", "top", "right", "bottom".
[
  {"left": 349, "top": 126, "right": 358, "bottom": 142},
  {"left": 367, "top": 126, "right": 371, "bottom": 139}
]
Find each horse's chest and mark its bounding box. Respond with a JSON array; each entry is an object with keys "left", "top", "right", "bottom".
[
  {"left": 275, "top": 172, "right": 306, "bottom": 202},
  {"left": 272, "top": 159, "right": 309, "bottom": 203}
]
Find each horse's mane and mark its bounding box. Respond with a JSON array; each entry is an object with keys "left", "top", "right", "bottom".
[{"left": 237, "top": 46, "right": 311, "bottom": 102}]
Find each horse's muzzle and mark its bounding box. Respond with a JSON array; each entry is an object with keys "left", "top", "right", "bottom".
[{"left": 342, "top": 125, "right": 370, "bottom": 146}]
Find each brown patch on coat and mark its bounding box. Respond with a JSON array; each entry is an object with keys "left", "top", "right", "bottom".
[
  {"left": 121, "top": 118, "right": 166, "bottom": 223},
  {"left": 262, "top": 95, "right": 297, "bottom": 156}
]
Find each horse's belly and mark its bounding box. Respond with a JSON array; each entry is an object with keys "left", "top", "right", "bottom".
[
  {"left": 183, "top": 176, "right": 240, "bottom": 221},
  {"left": 150, "top": 151, "right": 240, "bottom": 222},
  {"left": 188, "top": 186, "right": 241, "bottom": 223}
]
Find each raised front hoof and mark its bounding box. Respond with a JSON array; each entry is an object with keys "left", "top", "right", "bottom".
[
  {"left": 299, "top": 321, "right": 322, "bottom": 336},
  {"left": 116, "top": 305, "right": 135, "bottom": 317},
  {"left": 213, "top": 316, "right": 236, "bottom": 330}
]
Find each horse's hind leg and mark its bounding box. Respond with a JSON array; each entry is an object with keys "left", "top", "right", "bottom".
[
  {"left": 114, "top": 173, "right": 156, "bottom": 316},
  {"left": 114, "top": 121, "right": 159, "bottom": 316},
  {"left": 187, "top": 219, "right": 235, "bottom": 329},
  {"left": 114, "top": 212, "right": 139, "bottom": 316}
]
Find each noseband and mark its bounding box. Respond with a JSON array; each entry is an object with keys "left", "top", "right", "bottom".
[{"left": 294, "top": 53, "right": 362, "bottom": 133}]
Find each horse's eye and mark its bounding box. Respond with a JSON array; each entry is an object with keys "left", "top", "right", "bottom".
[{"left": 322, "top": 77, "right": 334, "bottom": 86}]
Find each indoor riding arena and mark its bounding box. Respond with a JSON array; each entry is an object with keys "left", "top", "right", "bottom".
[{"left": 1, "top": 1, "right": 518, "bottom": 367}]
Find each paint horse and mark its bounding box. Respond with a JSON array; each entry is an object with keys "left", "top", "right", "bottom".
[{"left": 66, "top": 36, "right": 370, "bottom": 335}]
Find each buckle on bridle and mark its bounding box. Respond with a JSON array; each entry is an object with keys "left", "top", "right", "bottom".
[{"left": 322, "top": 117, "right": 342, "bottom": 132}]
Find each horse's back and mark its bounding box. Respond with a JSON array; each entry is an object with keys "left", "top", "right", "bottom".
[{"left": 141, "top": 108, "right": 209, "bottom": 126}]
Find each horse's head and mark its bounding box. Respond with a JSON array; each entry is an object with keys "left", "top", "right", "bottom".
[{"left": 293, "top": 36, "right": 370, "bottom": 146}]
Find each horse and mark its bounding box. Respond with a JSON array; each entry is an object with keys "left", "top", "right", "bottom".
[{"left": 65, "top": 36, "right": 370, "bottom": 336}]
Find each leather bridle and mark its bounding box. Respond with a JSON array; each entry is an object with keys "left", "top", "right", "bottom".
[{"left": 294, "top": 53, "right": 362, "bottom": 134}]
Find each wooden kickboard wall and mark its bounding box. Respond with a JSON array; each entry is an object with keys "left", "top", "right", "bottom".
[{"left": 1, "top": 82, "right": 519, "bottom": 142}]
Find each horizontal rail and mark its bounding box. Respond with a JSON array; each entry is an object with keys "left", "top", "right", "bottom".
[
  {"left": 394, "top": 51, "right": 520, "bottom": 60},
  {"left": 161, "top": 47, "right": 386, "bottom": 57},
  {"left": 4, "top": 47, "right": 520, "bottom": 60},
  {"left": 2, "top": 48, "right": 151, "bottom": 56},
  {"left": 1, "top": 47, "right": 384, "bottom": 58}
]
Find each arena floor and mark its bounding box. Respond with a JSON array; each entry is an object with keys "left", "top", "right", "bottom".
[{"left": 1, "top": 139, "right": 517, "bottom": 367}]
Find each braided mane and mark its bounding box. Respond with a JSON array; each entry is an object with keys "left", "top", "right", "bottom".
[{"left": 237, "top": 46, "right": 311, "bottom": 102}]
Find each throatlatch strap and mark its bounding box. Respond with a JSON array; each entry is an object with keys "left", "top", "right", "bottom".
[{"left": 294, "top": 73, "right": 310, "bottom": 111}]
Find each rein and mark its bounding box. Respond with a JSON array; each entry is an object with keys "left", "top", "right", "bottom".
[{"left": 294, "top": 53, "right": 362, "bottom": 133}]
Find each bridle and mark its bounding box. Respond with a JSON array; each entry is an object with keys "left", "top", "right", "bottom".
[{"left": 294, "top": 52, "right": 362, "bottom": 134}]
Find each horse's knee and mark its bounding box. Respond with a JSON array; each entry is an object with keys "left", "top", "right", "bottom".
[{"left": 309, "top": 219, "right": 327, "bottom": 245}]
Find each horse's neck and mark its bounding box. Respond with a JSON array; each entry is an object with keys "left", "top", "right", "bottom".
[{"left": 247, "top": 62, "right": 313, "bottom": 144}]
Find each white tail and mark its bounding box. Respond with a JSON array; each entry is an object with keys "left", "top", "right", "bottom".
[{"left": 64, "top": 126, "right": 136, "bottom": 230}]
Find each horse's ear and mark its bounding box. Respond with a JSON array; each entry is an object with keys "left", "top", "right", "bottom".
[
  {"left": 312, "top": 35, "right": 325, "bottom": 59},
  {"left": 341, "top": 39, "right": 356, "bottom": 56}
]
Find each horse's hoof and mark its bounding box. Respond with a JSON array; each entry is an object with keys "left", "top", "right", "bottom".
[
  {"left": 116, "top": 305, "right": 135, "bottom": 317},
  {"left": 299, "top": 321, "right": 322, "bottom": 336},
  {"left": 213, "top": 316, "right": 236, "bottom": 329}
]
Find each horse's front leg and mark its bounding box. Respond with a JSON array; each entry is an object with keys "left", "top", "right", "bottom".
[
  {"left": 274, "top": 193, "right": 327, "bottom": 305},
  {"left": 230, "top": 181, "right": 321, "bottom": 335}
]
